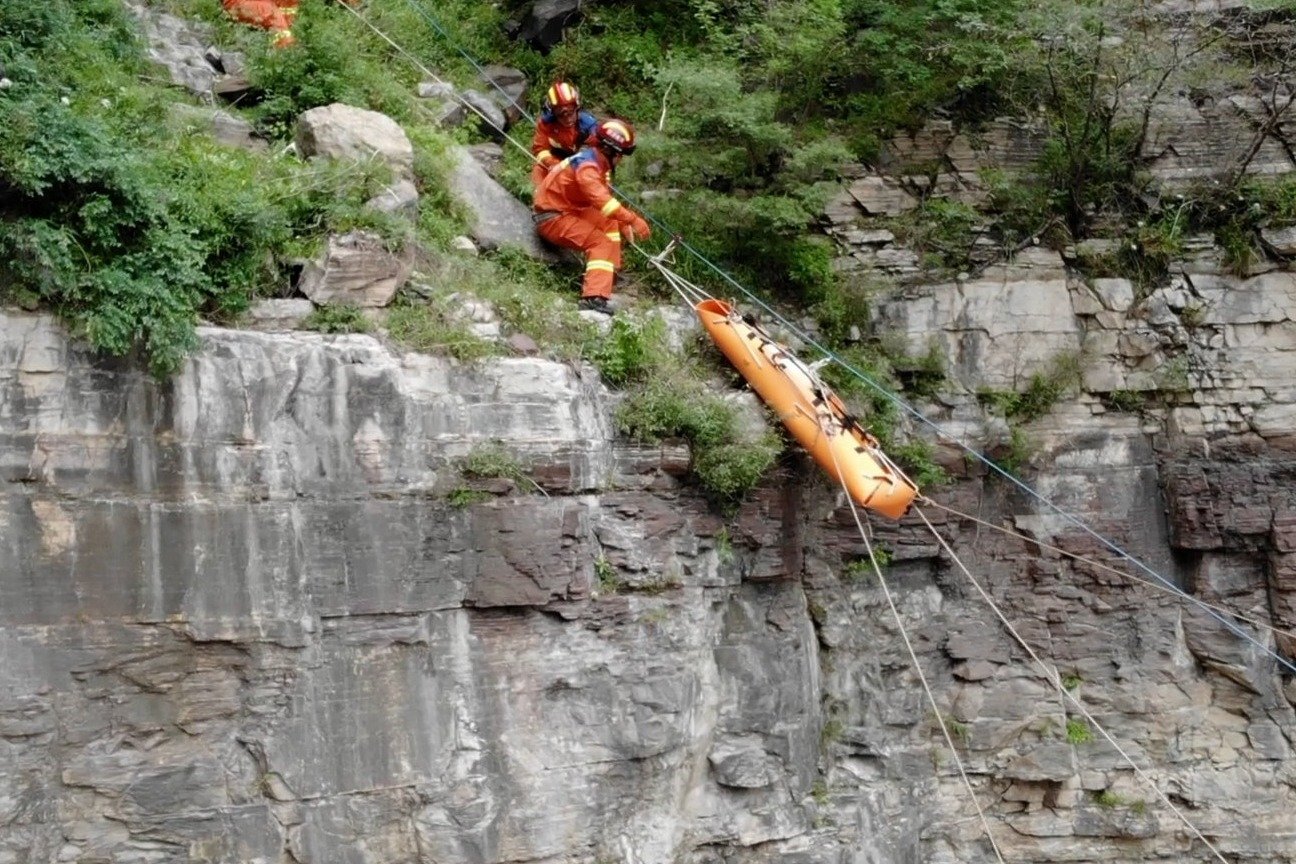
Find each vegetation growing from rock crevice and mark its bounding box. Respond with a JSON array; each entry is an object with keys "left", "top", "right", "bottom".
[{"left": 616, "top": 373, "right": 783, "bottom": 507}]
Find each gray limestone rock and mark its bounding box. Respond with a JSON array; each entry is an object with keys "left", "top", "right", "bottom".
[
  {"left": 446, "top": 145, "right": 553, "bottom": 259},
  {"left": 123, "top": 1, "right": 220, "bottom": 96},
  {"left": 461, "top": 88, "right": 508, "bottom": 137},
  {"left": 295, "top": 103, "right": 415, "bottom": 180},
  {"left": 244, "top": 298, "right": 315, "bottom": 331},
  {"left": 365, "top": 178, "right": 420, "bottom": 220},
  {"left": 298, "top": 231, "right": 414, "bottom": 307},
  {"left": 169, "top": 103, "right": 269, "bottom": 153}
]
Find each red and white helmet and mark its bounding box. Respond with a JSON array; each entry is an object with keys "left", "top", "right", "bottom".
[
  {"left": 595, "top": 118, "right": 636, "bottom": 155},
  {"left": 544, "top": 81, "right": 581, "bottom": 112}
]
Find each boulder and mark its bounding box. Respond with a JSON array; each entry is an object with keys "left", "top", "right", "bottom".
[
  {"left": 509, "top": 0, "right": 584, "bottom": 52},
  {"left": 446, "top": 145, "right": 553, "bottom": 259},
  {"left": 297, "top": 231, "right": 414, "bottom": 307},
  {"left": 295, "top": 103, "right": 414, "bottom": 180}
]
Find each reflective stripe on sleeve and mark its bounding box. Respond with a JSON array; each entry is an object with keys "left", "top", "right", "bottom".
[{"left": 601, "top": 199, "right": 622, "bottom": 217}]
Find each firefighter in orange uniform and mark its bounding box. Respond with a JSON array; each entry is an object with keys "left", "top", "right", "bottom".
[
  {"left": 530, "top": 81, "right": 599, "bottom": 187},
  {"left": 532, "top": 119, "right": 650, "bottom": 315},
  {"left": 221, "top": 0, "right": 297, "bottom": 47}
]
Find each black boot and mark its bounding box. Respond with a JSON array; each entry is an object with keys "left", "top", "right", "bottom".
[{"left": 577, "top": 296, "right": 614, "bottom": 316}]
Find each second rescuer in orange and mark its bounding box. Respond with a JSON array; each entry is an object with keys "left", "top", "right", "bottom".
[
  {"left": 530, "top": 81, "right": 598, "bottom": 187},
  {"left": 532, "top": 119, "right": 650, "bottom": 316}
]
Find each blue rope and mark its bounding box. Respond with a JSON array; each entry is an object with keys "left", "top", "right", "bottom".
[
  {"left": 399, "top": 0, "right": 540, "bottom": 127},
  {"left": 401, "top": 0, "right": 1296, "bottom": 679}
]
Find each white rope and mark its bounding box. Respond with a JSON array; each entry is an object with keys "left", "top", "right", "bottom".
[
  {"left": 636, "top": 239, "right": 713, "bottom": 308},
  {"left": 335, "top": 2, "right": 540, "bottom": 167},
  {"left": 921, "top": 496, "right": 1296, "bottom": 644},
  {"left": 823, "top": 447, "right": 1008, "bottom": 863},
  {"left": 913, "top": 505, "right": 1232, "bottom": 864}
]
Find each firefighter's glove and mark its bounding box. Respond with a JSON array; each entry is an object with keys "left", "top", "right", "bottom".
[{"left": 627, "top": 215, "right": 651, "bottom": 243}]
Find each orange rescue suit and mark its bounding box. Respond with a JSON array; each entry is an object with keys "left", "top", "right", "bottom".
[
  {"left": 222, "top": 0, "right": 297, "bottom": 46},
  {"left": 533, "top": 148, "right": 650, "bottom": 300},
  {"left": 529, "top": 108, "right": 598, "bottom": 186}
]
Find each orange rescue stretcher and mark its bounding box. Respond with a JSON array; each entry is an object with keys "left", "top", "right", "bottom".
[{"left": 696, "top": 298, "right": 918, "bottom": 520}]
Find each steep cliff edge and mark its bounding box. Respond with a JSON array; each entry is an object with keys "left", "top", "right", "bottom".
[{"left": 4, "top": 250, "right": 1296, "bottom": 863}]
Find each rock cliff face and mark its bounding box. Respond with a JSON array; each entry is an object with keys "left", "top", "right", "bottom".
[
  {"left": 8, "top": 1, "right": 1296, "bottom": 861},
  {"left": 5, "top": 242, "right": 1296, "bottom": 864}
]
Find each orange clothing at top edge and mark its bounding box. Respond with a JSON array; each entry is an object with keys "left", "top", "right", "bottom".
[{"left": 221, "top": 0, "right": 359, "bottom": 48}]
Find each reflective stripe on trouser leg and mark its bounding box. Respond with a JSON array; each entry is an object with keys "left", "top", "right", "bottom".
[
  {"left": 536, "top": 212, "right": 621, "bottom": 300},
  {"left": 584, "top": 259, "right": 616, "bottom": 297},
  {"left": 576, "top": 207, "right": 621, "bottom": 269}
]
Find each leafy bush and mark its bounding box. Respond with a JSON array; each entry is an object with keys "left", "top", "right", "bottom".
[
  {"left": 303, "top": 304, "right": 370, "bottom": 333},
  {"left": 890, "top": 440, "right": 949, "bottom": 489},
  {"left": 1, "top": 89, "right": 224, "bottom": 373},
  {"left": 977, "top": 353, "right": 1081, "bottom": 422},
  {"left": 895, "top": 199, "right": 982, "bottom": 273},
  {"left": 0, "top": 0, "right": 452, "bottom": 375},
  {"left": 460, "top": 442, "right": 539, "bottom": 494},
  {"left": 588, "top": 316, "right": 669, "bottom": 387},
  {"left": 616, "top": 375, "right": 781, "bottom": 505}
]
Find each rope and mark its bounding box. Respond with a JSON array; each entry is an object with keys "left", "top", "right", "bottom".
[
  {"left": 335, "top": 2, "right": 540, "bottom": 168},
  {"left": 398, "top": 0, "right": 541, "bottom": 126},
  {"left": 913, "top": 505, "right": 1232, "bottom": 864},
  {"left": 358, "top": 0, "right": 1296, "bottom": 679},
  {"left": 922, "top": 496, "right": 1296, "bottom": 644},
  {"left": 638, "top": 239, "right": 713, "bottom": 308},
  {"left": 822, "top": 438, "right": 1007, "bottom": 862}
]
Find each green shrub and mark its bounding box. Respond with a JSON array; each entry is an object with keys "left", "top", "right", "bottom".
[
  {"left": 446, "top": 487, "right": 490, "bottom": 508},
  {"left": 843, "top": 546, "right": 891, "bottom": 581},
  {"left": 691, "top": 433, "right": 783, "bottom": 503},
  {"left": 1154, "top": 354, "right": 1191, "bottom": 392},
  {"left": 977, "top": 352, "right": 1081, "bottom": 422},
  {"left": 1105, "top": 389, "right": 1145, "bottom": 412},
  {"left": 460, "top": 442, "right": 535, "bottom": 491},
  {"left": 1065, "top": 717, "right": 1092, "bottom": 745},
  {"left": 303, "top": 304, "right": 370, "bottom": 334},
  {"left": 984, "top": 425, "right": 1032, "bottom": 476},
  {"left": 895, "top": 198, "right": 982, "bottom": 273},
  {"left": 810, "top": 279, "right": 873, "bottom": 346},
  {"left": 890, "top": 440, "right": 949, "bottom": 489},
  {"left": 891, "top": 341, "right": 947, "bottom": 400},
  {"left": 616, "top": 375, "right": 781, "bottom": 505},
  {"left": 594, "top": 554, "right": 621, "bottom": 594},
  {"left": 386, "top": 297, "right": 498, "bottom": 361},
  {"left": 1217, "top": 221, "right": 1257, "bottom": 276},
  {"left": 1, "top": 90, "right": 215, "bottom": 374},
  {"left": 588, "top": 316, "right": 669, "bottom": 387}
]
